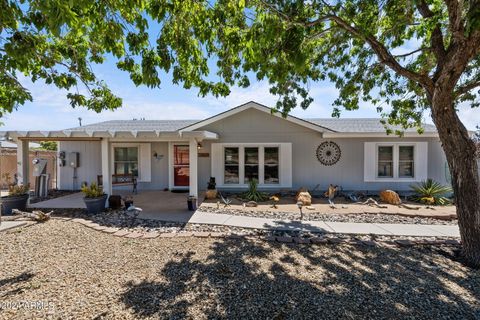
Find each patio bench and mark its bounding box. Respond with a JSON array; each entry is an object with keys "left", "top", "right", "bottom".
[{"left": 97, "top": 174, "right": 137, "bottom": 194}]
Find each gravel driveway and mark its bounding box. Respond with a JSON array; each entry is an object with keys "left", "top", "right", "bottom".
[{"left": 1, "top": 220, "right": 479, "bottom": 319}]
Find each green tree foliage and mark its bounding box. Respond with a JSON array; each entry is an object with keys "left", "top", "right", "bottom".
[{"left": 39, "top": 141, "right": 57, "bottom": 151}]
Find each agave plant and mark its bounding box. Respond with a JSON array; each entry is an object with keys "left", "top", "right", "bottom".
[
  {"left": 242, "top": 179, "right": 268, "bottom": 202},
  {"left": 410, "top": 179, "right": 452, "bottom": 205}
]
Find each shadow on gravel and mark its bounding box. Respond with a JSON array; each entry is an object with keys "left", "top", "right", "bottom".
[
  {"left": 0, "top": 272, "right": 35, "bottom": 297},
  {"left": 121, "top": 237, "right": 480, "bottom": 319}
]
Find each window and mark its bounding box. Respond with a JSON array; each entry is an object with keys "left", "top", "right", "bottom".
[
  {"left": 173, "top": 145, "right": 189, "bottom": 186},
  {"left": 244, "top": 147, "right": 259, "bottom": 183},
  {"left": 114, "top": 147, "right": 138, "bottom": 176},
  {"left": 264, "top": 147, "right": 279, "bottom": 184},
  {"left": 399, "top": 146, "right": 414, "bottom": 178},
  {"left": 224, "top": 147, "right": 239, "bottom": 184},
  {"left": 377, "top": 146, "right": 393, "bottom": 178}
]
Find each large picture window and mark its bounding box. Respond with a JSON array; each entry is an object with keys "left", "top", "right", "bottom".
[
  {"left": 264, "top": 147, "right": 279, "bottom": 184},
  {"left": 114, "top": 147, "right": 138, "bottom": 176},
  {"left": 244, "top": 147, "right": 259, "bottom": 183},
  {"left": 224, "top": 145, "right": 280, "bottom": 185},
  {"left": 224, "top": 147, "right": 239, "bottom": 184}
]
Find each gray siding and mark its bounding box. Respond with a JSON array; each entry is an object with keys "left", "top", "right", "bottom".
[
  {"left": 197, "top": 108, "right": 448, "bottom": 192},
  {"left": 58, "top": 141, "right": 169, "bottom": 191},
  {"left": 58, "top": 141, "right": 102, "bottom": 190}
]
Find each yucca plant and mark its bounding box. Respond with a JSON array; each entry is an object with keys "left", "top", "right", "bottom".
[
  {"left": 242, "top": 179, "right": 268, "bottom": 202},
  {"left": 410, "top": 179, "right": 452, "bottom": 205}
]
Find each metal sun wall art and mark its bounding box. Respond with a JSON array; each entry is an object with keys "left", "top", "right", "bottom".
[{"left": 316, "top": 141, "right": 341, "bottom": 166}]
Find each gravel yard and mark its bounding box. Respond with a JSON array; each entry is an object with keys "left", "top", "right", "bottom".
[
  {"left": 198, "top": 205, "right": 458, "bottom": 225},
  {"left": 1, "top": 219, "right": 479, "bottom": 319}
]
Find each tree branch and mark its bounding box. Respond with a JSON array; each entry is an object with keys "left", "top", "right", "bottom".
[
  {"left": 394, "top": 47, "right": 430, "bottom": 58},
  {"left": 416, "top": 0, "right": 447, "bottom": 65},
  {"left": 328, "top": 16, "right": 434, "bottom": 90},
  {"left": 455, "top": 80, "right": 480, "bottom": 97}
]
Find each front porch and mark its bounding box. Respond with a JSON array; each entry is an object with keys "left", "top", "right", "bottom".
[{"left": 29, "top": 190, "right": 205, "bottom": 223}]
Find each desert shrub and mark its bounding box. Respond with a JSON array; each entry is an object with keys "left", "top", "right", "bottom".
[
  {"left": 410, "top": 179, "right": 452, "bottom": 205},
  {"left": 81, "top": 182, "right": 105, "bottom": 198},
  {"left": 8, "top": 184, "right": 30, "bottom": 196},
  {"left": 242, "top": 179, "right": 268, "bottom": 202}
]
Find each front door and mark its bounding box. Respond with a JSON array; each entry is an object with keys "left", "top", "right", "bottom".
[{"left": 173, "top": 145, "right": 189, "bottom": 187}]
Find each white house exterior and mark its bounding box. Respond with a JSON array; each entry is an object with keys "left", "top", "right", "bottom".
[{"left": 2, "top": 101, "right": 450, "bottom": 199}]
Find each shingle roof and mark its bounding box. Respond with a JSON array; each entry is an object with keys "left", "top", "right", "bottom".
[
  {"left": 66, "top": 120, "right": 197, "bottom": 132},
  {"left": 67, "top": 118, "right": 437, "bottom": 133},
  {"left": 308, "top": 118, "right": 437, "bottom": 133}
]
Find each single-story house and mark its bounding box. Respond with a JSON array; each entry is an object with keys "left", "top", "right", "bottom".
[{"left": 1, "top": 101, "right": 450, "bottom": 199}]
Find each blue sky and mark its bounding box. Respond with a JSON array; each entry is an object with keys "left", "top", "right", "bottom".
[{"left": 2, "top": 58, "right": 478, "bottom": 131}]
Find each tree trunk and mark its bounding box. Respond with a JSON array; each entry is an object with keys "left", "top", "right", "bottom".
[{"left": 431, "top": 92, "right": 480, "bottom": 267}]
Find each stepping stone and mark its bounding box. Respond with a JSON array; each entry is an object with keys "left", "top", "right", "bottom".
[
  {"left": 263, "top": 236, "right": 277, "bottom": 242},
  {"left": 159, "top": 233, "right": 176, "bottom": 238},
  {"left": 92, "top": 225, "right": 107, "bottom": 231},
  {"left": 293, "top": 237, "right": 311, "bottom": 244},
  {"left": 176, "top": 232, "right": 194, "bottom": 237},
  {"left": 72, "top": 218, "right": 87, "bottom": 223},
  {"left": 444, "top": 239, "right": 461, "bottom": 246},
  {"left": 361, "top": 240, "right": 377, "bottom": 247},
  {"left": 142, "top": 232, "right": 160, "bottom": 239},
  {"left": 125, "top": 232, "right": 143, "bottom": 239},
  {"left": 210, "top": 232, "right": 227, "bottom": 238},
  {"left": 102, "top": 227, "right": 120, "bottom": 234},
  {"left": 328, "top": 238, "right": 345, "bottom": 244},
  {"left": 395, "top": 239, "right": 415, "bottom": 247},
  {"left": 276, "top": 236, "right": 294, "bottom": 243},
  {"left": 194, "top": 232, "right": 211, "bottom": 238},
  {"left": 113, "top": 230, "right": 130, "bottom": 237},
  {"left": 310, "top": 237, "right": 328, "bottom": 244}
]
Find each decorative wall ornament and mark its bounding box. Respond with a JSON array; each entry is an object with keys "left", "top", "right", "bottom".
[{"left": 316, "top": 141, "right": 341, "bottom": 166}]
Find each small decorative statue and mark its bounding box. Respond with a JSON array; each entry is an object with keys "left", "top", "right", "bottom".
[
  {"left": 325, "top": 184, "right": 339, "bottom": 208},
  {"left": 205, "top": 177, "right": 218, "bottom": 199},
  {"left": 270, "top": 195, "right": 280, "bottom": 209}
]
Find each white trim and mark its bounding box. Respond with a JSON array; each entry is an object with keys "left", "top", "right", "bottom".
[
  {"left": 189, "top": 138, "right": 198, "bottom": 197},
  {"left": 211, "top": 142, "right": 292, "bottom": 189},
  {"left": 110, "top": 143, "right": 141, "bottom": 180},
  {"left": 324, "top": 132, "right": 439, "bottom": 138},
  {"left": 179, "top": 101, "right": 334, "bottom": 133},
  {"left": 168, "top": 142, "right": 190, "bottom": 190},
  {"left": 364, "top": 141, "right": 428, "bottom": 182}
]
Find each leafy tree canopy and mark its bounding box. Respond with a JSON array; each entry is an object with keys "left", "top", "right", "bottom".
[
  {"left": 39, "top": 141, "right": 57, "bottom": 151},
  {"left": 2, "top": 0, "right": 479, "bottom": 133}
]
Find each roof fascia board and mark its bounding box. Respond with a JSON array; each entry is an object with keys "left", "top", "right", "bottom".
[{"left": 323, "top": 132, "right": 439, "bottom": 138}]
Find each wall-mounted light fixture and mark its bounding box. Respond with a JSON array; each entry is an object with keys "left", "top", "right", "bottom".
[
  {"left": 153, "top": 152, "right": 164, "bottom": 160},
  {"left": 197, "top": 142, "right": 202, "bottom": 150}
]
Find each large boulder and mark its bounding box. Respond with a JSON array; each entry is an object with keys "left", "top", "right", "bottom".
[
  {"left": 295, "top": 188, "right": 312, "bottom": 206},
  {"left": 379, "top": 190, "right": 401, "bottom": 205}
]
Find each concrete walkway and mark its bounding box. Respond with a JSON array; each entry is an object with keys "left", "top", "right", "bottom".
[{"left": 187, "top": 211, "right": 460, "bottom": 237}]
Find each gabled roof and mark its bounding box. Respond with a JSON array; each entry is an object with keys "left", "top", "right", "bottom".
[{"left": 179, "top": 101, "right": 336, "bottom": 133}]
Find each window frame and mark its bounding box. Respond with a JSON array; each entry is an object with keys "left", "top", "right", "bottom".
[
  {"left": 113, "top": 146, "right": 139, "bottom": 177},
  {"left": 222, "top": 144, "right": 281, "bottom": 186},
  {"left": 375, "top": 143, "right": 416, "bottom": 180}
]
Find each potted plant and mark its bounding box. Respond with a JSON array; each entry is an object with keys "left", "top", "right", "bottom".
[
  {"left": 205, "top": 177, "right": 217, "bottom": 199},
  {"left": 81, "top": 182, "right": 107, "bottom": 214},
  {"left": 1, "top": 175, "right": 30, "bottom": 215}
]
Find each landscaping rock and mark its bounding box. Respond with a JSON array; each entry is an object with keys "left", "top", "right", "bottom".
[
  {"left": 379, "top": 190, "right": 402, "bottom": 205},
  {"left": 295, "top": 189, "right": 312, "bottom": 206}
]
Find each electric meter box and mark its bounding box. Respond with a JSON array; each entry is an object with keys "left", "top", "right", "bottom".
[{"left": 68, "top": 152, "right": 80, "bottom": 168}]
